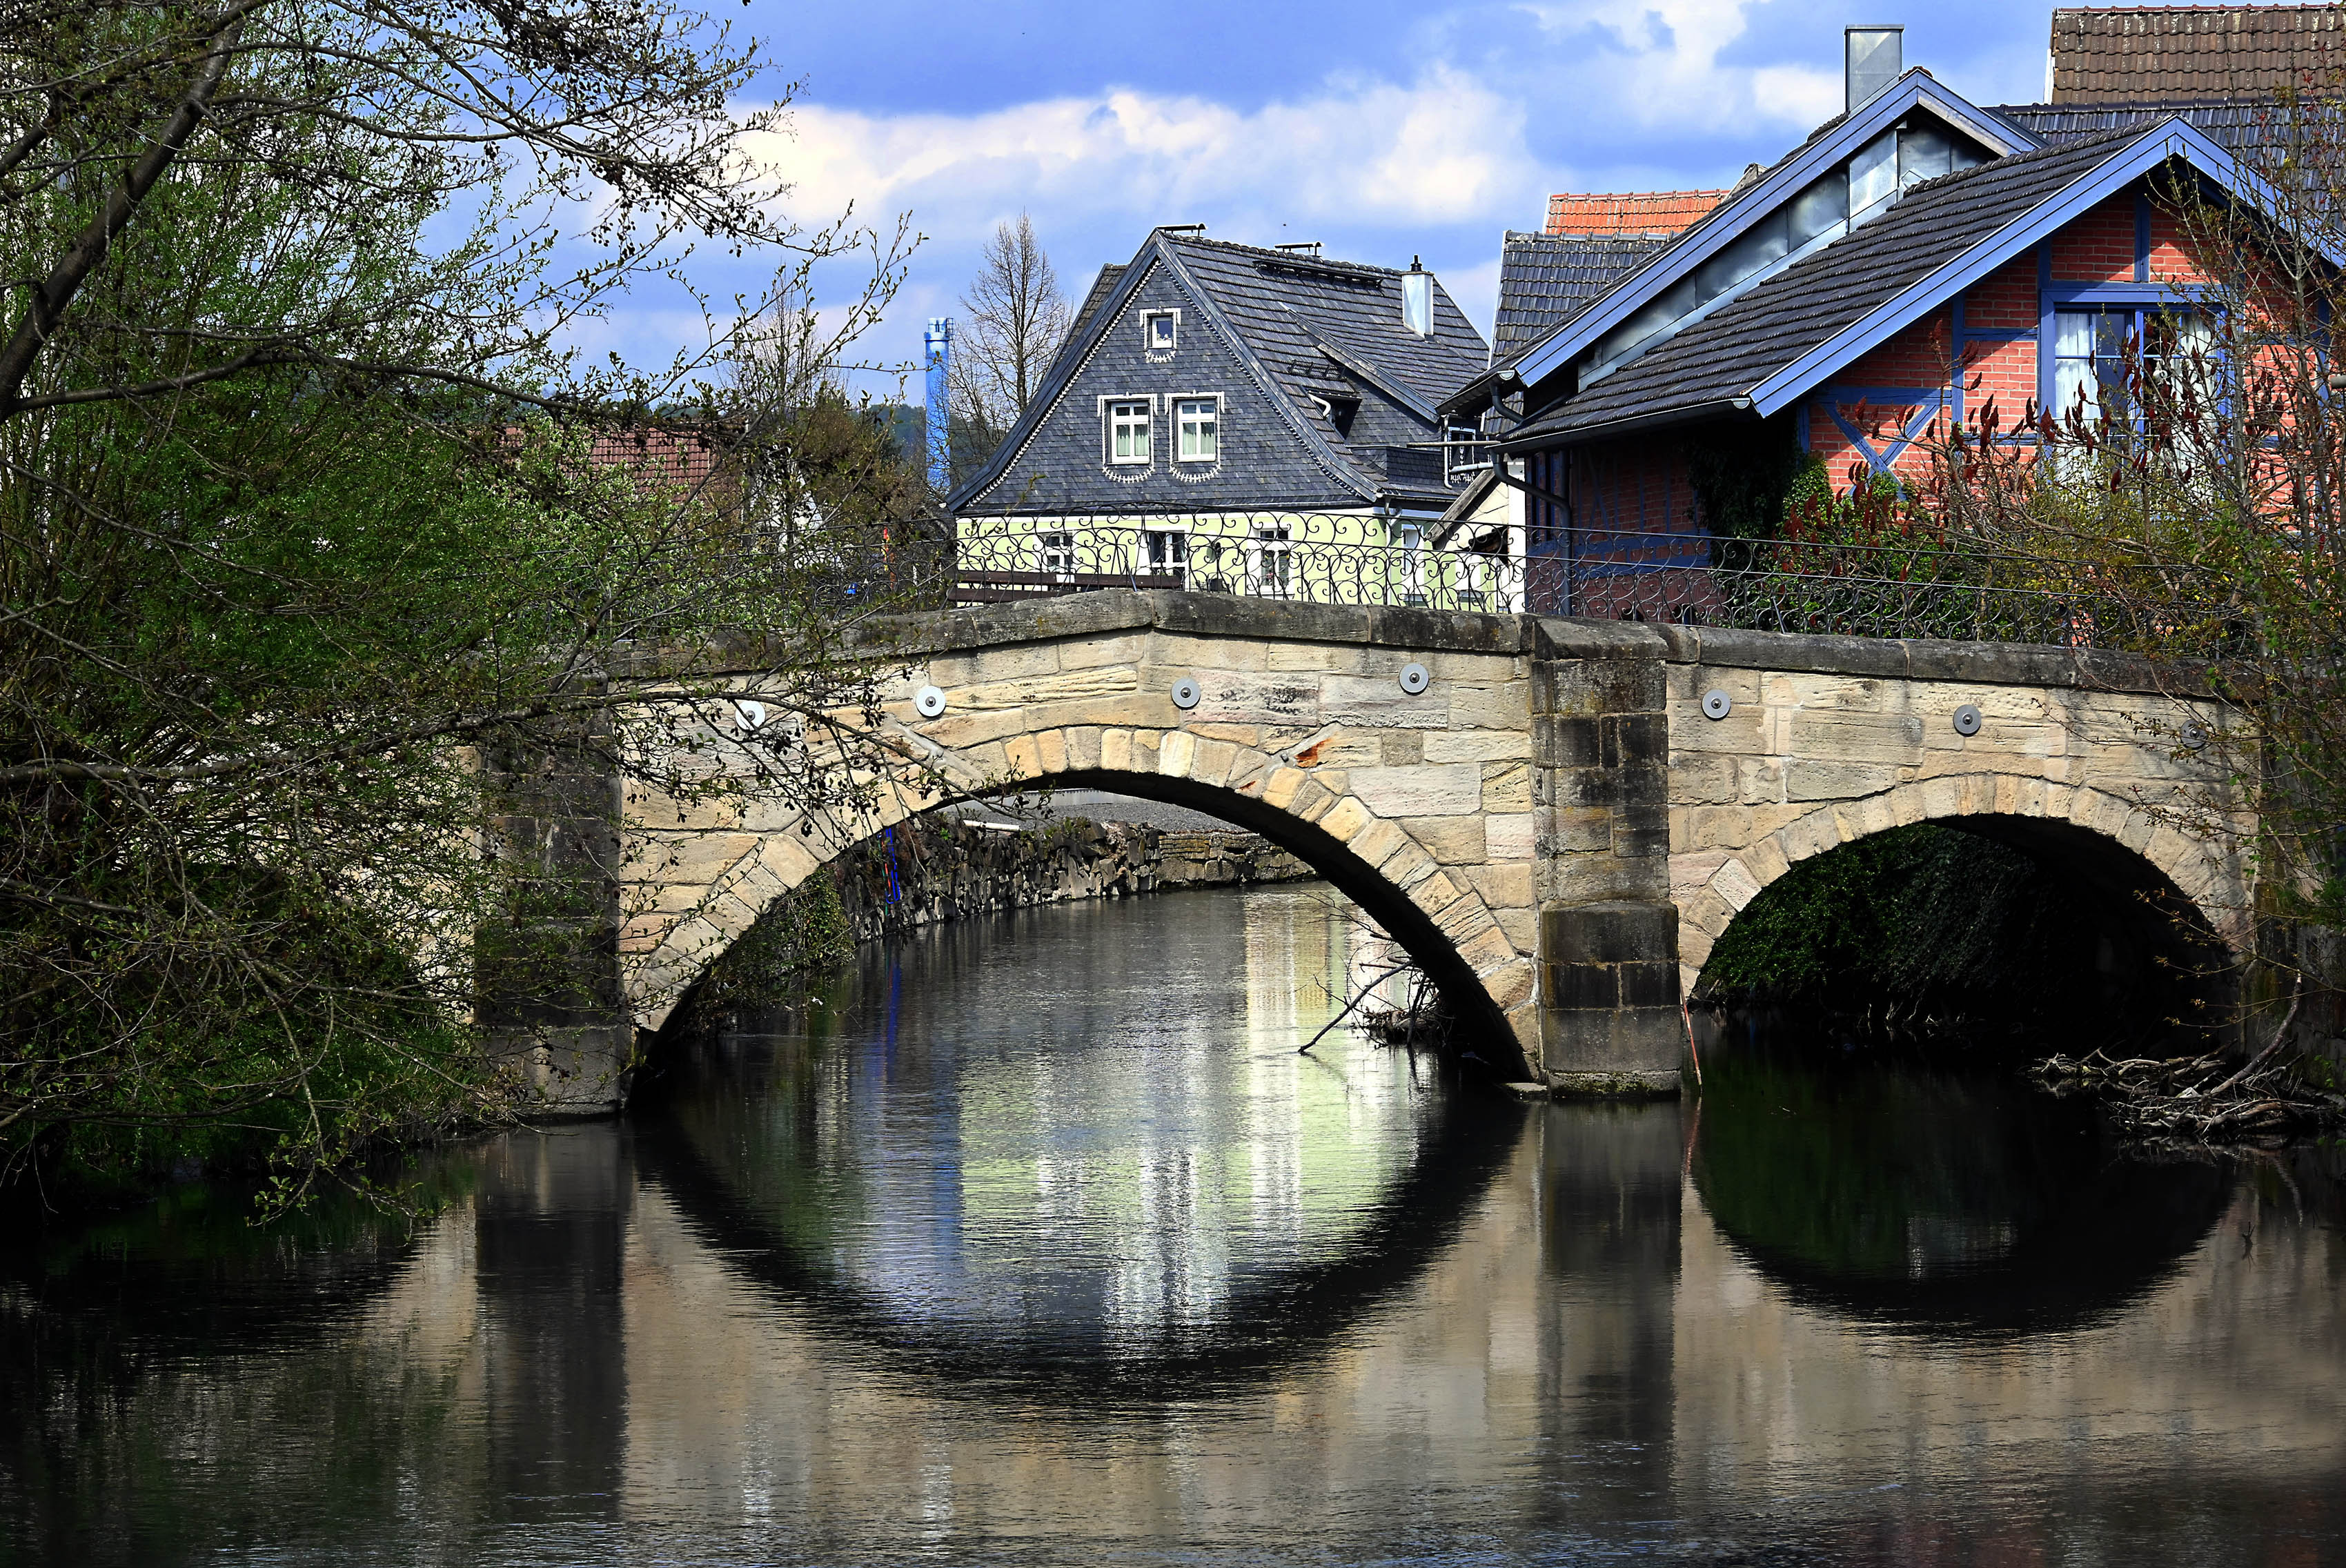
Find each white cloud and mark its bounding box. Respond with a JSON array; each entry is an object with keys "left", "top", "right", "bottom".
[
  {"left": 753, "top": 63, "right": 1540, "bottom": 238},
  {"left": 1516, "top": 0, "right": 1841, "bottom": 133}
]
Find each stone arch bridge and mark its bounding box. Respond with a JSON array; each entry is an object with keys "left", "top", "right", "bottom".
[{"left": 520, "top": 592, "right": 2248, "bottom": 1108}]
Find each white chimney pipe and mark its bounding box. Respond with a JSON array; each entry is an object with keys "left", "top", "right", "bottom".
[{"left": 1401, "top": 257, "right": 1432, "bottom": 337}]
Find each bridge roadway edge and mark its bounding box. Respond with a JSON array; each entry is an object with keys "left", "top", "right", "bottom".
[{"left": 518, "top": 591, "right": 2245, "bottom": 1112}]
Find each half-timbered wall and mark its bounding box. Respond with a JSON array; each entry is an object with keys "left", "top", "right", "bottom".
[{"left": 1795, "top": 183, "right": 2216, "bottom": 490}]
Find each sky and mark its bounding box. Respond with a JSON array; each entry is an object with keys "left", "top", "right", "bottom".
[{"left": 607, "top": 0, "right": 2073, "bottom": 401}]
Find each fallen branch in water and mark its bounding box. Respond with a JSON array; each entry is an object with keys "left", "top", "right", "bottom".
[
  {"left": 1299, "top": 961, "right": 1416, "bottom": 1054},
  {"left": 2029, "top": 982, "right": 2343, "bottom": 1144}
]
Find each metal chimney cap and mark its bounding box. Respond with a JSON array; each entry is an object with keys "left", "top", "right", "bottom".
[{"left": 1846, "top": 24, "right": 1905, "bottom": 115}]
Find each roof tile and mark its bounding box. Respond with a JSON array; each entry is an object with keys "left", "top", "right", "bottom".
[
  {"left": 1546, "top": 190, "right": 1729, "bottom": 236},
  {"left": 2050, "top": 5, "right": 2346, "bottom": 103}
]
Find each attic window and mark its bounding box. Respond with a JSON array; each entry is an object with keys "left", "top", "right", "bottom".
[{"left": 1142, "top": 310, "right": 1178, "bottom": 350}]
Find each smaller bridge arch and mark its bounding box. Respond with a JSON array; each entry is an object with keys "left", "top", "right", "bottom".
[{"left": 1660, "top": 628, "right": 2250, "bottom": 1006}]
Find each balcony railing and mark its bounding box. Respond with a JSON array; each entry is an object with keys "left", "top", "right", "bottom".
[{"left": 945, "top": 515, "right": 2231, "bottom": 655}]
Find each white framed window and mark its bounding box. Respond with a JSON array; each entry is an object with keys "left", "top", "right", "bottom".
[
  {"left": 1105, "top": 398, "right": 1153, "bottom": 464},
  {"left": 1141, "top": 310, "right": 1179, "bottom": 351},
  {"left": 1174, "top": 396, "right": 1219, "bottom": 462},
  {"left": 1143, "top": 527, "right": 1189, "bottom": 586},
  {"left": 1248, "top": 524, "right": 1292, "bottom": 598},
  {"left": 1038, "top": 530, "right": 1076, "bottom": 576}
]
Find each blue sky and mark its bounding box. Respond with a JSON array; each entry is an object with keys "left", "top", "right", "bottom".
[{"left": 609, "top": 0, "right": 2069, "bottom": 399}]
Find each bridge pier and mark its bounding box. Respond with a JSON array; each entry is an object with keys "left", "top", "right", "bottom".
[
  {"left": 478, "top": 711, "right": 634, "bottom": 1114},
  {"left": 1534, "top": 625, "right": 1686, "bottom": 1095}
]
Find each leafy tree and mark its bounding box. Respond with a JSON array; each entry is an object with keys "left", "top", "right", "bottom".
[{"left": 0, "top": 1, "right": 927, "bottom": 1205}]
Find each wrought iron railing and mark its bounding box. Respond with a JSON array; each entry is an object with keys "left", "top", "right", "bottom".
[{"left": 944, "top": 514, "right": 2233, "bottom": 654}]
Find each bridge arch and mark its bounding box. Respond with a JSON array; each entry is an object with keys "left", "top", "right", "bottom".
[
  {"left": 1671, "top": 774, "right": 2249, "bottom": 1005},
  {"left": 623, "top": 604, "right": 1548, "bottom": 1075}
]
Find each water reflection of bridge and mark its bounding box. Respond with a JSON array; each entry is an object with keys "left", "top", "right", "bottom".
[{"left": 38, "top": 1104, "right": 2323, "bottom": 1562}]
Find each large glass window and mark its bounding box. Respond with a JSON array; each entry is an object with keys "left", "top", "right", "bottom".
[
  {"left": 1107, "top": 399, "right": 1152, "bottom": 464},
  {"left": 1175, "top": 397, "right": 1218, "bottom": 462},
  {"left": 2053, "top": 306, "right": 2212, "bottom": 427}
]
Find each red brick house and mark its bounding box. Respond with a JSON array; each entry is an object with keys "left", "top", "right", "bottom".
[{"left": 1443, "top": 15, "right": 2338, "bottom": 617}]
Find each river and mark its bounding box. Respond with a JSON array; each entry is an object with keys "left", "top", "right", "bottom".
[{"left": 4, "top": 882, "right": 2343, "bottom": 1565}]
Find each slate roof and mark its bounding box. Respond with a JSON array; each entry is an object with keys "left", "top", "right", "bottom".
[
  {"left": 1069, "top": 264, "right": 1126, "bottom": 339},
  {"left": 1161, "top": 234, "right": 1486, "bottom": 420},
  {"left": 2051, "top": 5, "right": 2346, "bottom": 104},
  {"left": 1492, "top": 231, "right": 1670, "bottom": 360},
  {"left": 1546, "top": 190, "right": 1728, "bottom": 236},
  {"left": 949, "top": 230, "right": 1488, "bottom": 513},
  {"left": 1508, "top": 126, "right": 2160, "bottom": 444}
]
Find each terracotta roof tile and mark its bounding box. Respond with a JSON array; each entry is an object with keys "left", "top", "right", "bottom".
[
  {"left": 2051, "top": 6, "right": 2346, "bottom": 104},
  {"left": 1544, "top": 190, "right": 1731, "bottom": 237}
]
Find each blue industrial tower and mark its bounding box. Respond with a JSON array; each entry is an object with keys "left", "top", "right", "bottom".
[{"left": 923, "top": 317, "right": 952, "bottom": 497}]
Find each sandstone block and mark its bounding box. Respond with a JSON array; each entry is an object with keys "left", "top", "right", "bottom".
[
  {"left": 1681, "top": 805, "right": 1756, "bottom": 851},
  {"left": 1786, "top": 759, "right": 1897, "bottom": 802},
  {"left": 1455, "top": 921, "right": 1521, "bottom": 972},
  {"left": 1318, "top": 795, "right": 1372, "bottom": 844},
  {"left": 1055, "top": 632, "right": 1150, "bottom": 671},
  {"left": 1469, "top": 861, "right": 1535, "bottom": 911},
  {"left": 1400, "top": 814, "right": 1488, "bottom": 866},
  {"left": 1187, "top": 737, "right": 1240, "bottom": 788},
  {"left": 1486, "top": 813, "right": 1535, "bottom": 861},
  {"left": 1788, "top": 710, "right": 1924, "bottom": 766},
  {"left": 1422, "top": 728, "right": 1526, "bottom": 764},
  {"left": 1035, "top": 728, "right": 1070, "bottom": 776},
  {"left": 1156, "top": 728, "right": 1197, "bottom": 778},
  {"left": 969, "top": 644, "right": 1061, "bottom": 682},
  {"left": 1409, "top": 870, "right": 1466, "bottom": 917},
  {"left": 1668, "top": 752, "right": 1739, "bottom": 806},
  {"left": 1350, "top": 818, "right": 1410, "bottom": 870},
  {"left": 1781, "top": 809, "right": 1840, "bottom": 864},
  {"left": 1481, "top": 760, "right": 1533, "bottom": 812},
  {"left": 1444, "top": 684, "right": 1530, "bottom": 731},
  {"left": 1349, "top": 764, "right": 1482, "bottom": 818},
  {"left": 1711, "top": 855, "right": 1765, "bottom": 912},
  {"left": 1319, "top": 673, "right": 1447, "bottom": 728},
  {"left": 1744, "top": 833, "right": 1791, "bottom": 889},
  {"left": 1671, "top": 704, "right": 1768, "bottom": 753}
]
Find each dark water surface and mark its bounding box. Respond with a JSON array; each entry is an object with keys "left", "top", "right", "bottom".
[{"left": 6, "top": 884, "right": 2345, "bottom": 1565}]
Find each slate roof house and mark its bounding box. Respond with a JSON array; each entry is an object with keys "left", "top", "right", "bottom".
[
  {"left": 1443, "top": 11, "right": 2343, "bottom": 618},
  {"left": 947, "top": 229, "right": 1497, "bottom": 606}
]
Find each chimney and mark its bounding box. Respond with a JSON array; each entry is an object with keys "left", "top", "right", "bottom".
[
  {"left": 923, "top": 316, "right": 952, "bottom": 496},
  {"left": 1845, "top": 25, "right": 1903, "bottom": 115},
  {"left": 1401, "top": 257, "right": 1432, "bottom": 337}
]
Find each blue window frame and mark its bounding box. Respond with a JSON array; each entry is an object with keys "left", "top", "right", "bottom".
[{"left": 2050, "top": 305, "right": 2213, "bottom": 428}]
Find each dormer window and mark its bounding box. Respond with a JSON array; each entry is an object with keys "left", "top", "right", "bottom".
[{"left": 1142, "top": 310, "right": 1179, "bottom": 351}]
